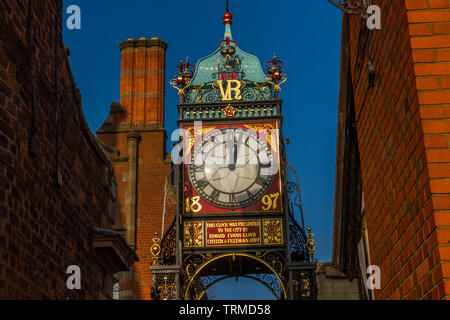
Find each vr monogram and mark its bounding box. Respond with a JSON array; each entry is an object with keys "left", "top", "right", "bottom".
[{"left": 214, "top": 80, "right": 244, "bottom": 101}]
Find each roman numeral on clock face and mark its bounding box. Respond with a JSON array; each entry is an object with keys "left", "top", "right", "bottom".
[
  {"left": 210, "top": 189, "right": 220, "bottom": 202},
  {"left": 196, "top": 179, "right": 209, "bottom": 190},
  {"left": 255, "top": 176, "right": 267, "bottom": 187},
  {"left": 193, "top": 165, "right": 204, "bottom": 173}
]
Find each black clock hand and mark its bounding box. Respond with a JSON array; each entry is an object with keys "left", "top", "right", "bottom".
[
  {"left": 227, "top": 135, "right": 235, "bottom": 171},
  {"left": 235, "top": 131, "right": 244, "bottom": 166},
  {"left": 231, "top": 142, "right": 238, "bottom": 170},
  {"left": 230, "top": 130, "right": 245, "bottom": 170}
]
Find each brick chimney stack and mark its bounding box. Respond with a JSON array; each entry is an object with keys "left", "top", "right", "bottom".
[
  {"left": 118, "top": 37, "right": 167, "bottom": 125},
  {"left": 97, "top": 37, "right": 174, "bottom": 300}
]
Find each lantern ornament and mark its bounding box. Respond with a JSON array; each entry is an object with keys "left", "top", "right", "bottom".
[
  {"left": 150, "top": 233, "right": 161, "bottom": 266},
  {"left": 306, "top": 227, "right": 316, "bottom": 257},
  {"left": 170, "top": 59, "right": 196, "bottom": 96},
  {"left": 266, "top": 55, "right": 287, "bottom": 94}
]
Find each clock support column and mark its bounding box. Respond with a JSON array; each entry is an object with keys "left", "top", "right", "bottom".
[{"left": 150, "top": 164, "right": 183, "bottom": 300}]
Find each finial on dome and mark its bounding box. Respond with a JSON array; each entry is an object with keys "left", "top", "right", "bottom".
[
  {"left": 223, "top": 0, "right": 232, "bottom": 25},
  {"left": 223, "top": 11, "right": 232, "bottom": 25},
  {"left": 223, "top": 0, "right": 233, "bottom": 40}
]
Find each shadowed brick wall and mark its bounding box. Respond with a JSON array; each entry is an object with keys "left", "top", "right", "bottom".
[{"left": 0, "top": 0, "right": 122, "bottom": 299}]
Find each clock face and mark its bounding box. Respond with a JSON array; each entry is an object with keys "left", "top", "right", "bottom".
[{"left": 188, "top": 127, "right": 275, "bottom": 209}]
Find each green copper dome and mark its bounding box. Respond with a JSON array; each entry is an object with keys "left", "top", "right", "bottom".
[
  {"left": 183, "top": 13, "right": 273, "bottom": 104},
  {"left": 190, "top": 23, "right": 268, "bottom": 86},
  {"left": 190, "top": 47, "right": 269, "bottom": 87}
]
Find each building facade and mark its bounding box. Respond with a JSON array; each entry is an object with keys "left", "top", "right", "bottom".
[
  {"left": 97, "top": 38, "right": 175, "bottom": 300},
  {"left": 333, "top": 0, "right": 450, "bottom": 300},
  {"left": 0, "top": 0, "right": 137, "bottom": 300}
]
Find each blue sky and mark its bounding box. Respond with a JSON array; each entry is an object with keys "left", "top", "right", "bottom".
[{"left": 63, "top": 0, "right": 343, "bottom": 299}]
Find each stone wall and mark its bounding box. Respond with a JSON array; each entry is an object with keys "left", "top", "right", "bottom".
[{"left": 316, "top": 263, "right": 360, "bottom": 300}]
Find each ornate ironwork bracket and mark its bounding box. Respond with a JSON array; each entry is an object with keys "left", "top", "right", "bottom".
[
  {"left": 306, "top": 227, "right": 317, "bottom": 261},
  {"left": 288, "top": 263, "right": 318, "bottom": 300},
  {"left": 150, "top": 265, "right": 181, "bottom": 300},
  {"left": 328, "top": 0, "right": 370, "bottom": 18},
  {"left": 150, "top": 233, "right": 161, "bottom": 266},
  {"left": 159, "top": 220, "right": 177, "bottom": 266},
  {"left": 265, "top": 55, "right": 287, "bottom": 97},
  {"left": 170, "top": 59, "right": 195, "bottom": 99},
  {"left": 181, "top": 251, "right": 289, "bottom": 300}
]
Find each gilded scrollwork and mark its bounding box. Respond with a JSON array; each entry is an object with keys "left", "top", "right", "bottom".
[
  {"left": 263, "top": 219, "right": 283, "bottom": 245},
  {"left": 244, "top": 123, "right": 277, "bottom": 150},
  {"left": 292, "top": 269, "right": 317, "bottom": 300},
  {"left": 151, "top": 272, "right": 177, "bottom": 300},
  {"left": 185, "top": 81, "right": 273, "bottom": 104},
  {"left": 255, "top": 250, "right": 285, "bottom": 279},
  {"left": 159, "top": 222, "right": 176, "bottom": 266},
  {"left": 184, "top": 222, "right": 204, "bottom": 248}
]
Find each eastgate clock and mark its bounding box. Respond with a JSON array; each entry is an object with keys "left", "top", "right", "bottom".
[
  {"left": 189, "top": 127, "right": 274, "bottom": 209},
  {"left": 183, "top": 122, "right": 282, "bottom": 214}
]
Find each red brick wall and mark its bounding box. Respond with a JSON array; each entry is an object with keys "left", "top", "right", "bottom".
[
  {"left": 406, "top": 0, "right": 450, "bottom": 300},
  {"left": 0, "top": 0, "right": 118, "bottom": 299},
  {"left": 347, "top": 0, "right": 450, "bottom": 299},
  {"left": 135, "top": 130, "right": 174, "bottom": 299},
  {"left": 99, "top": 129, "right": 174, "bottom": 300},
  {"left": 97, "top": 38, "right": 174, "bottom": 300},
  {"left": 119, "top": 38, "right": 167, "bottom": 125}
]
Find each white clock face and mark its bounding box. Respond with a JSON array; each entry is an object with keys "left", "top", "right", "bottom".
[{"left": 188, "top": 127, "right": 275, "bottom": 209}]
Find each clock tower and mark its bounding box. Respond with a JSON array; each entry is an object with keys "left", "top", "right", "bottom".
[{"left": 151, "top": 6, "right": 317, "bottom": 300}]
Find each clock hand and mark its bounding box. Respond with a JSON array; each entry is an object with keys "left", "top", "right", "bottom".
[
  {"left": 227, "top": 134, "right": 235, "bottom": 171},
  {"left": 235, "top": 131, "right": 244, "bottom": 166},
  {"left": 232, "top": 142, "right": 238, "bottom": 170}
]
